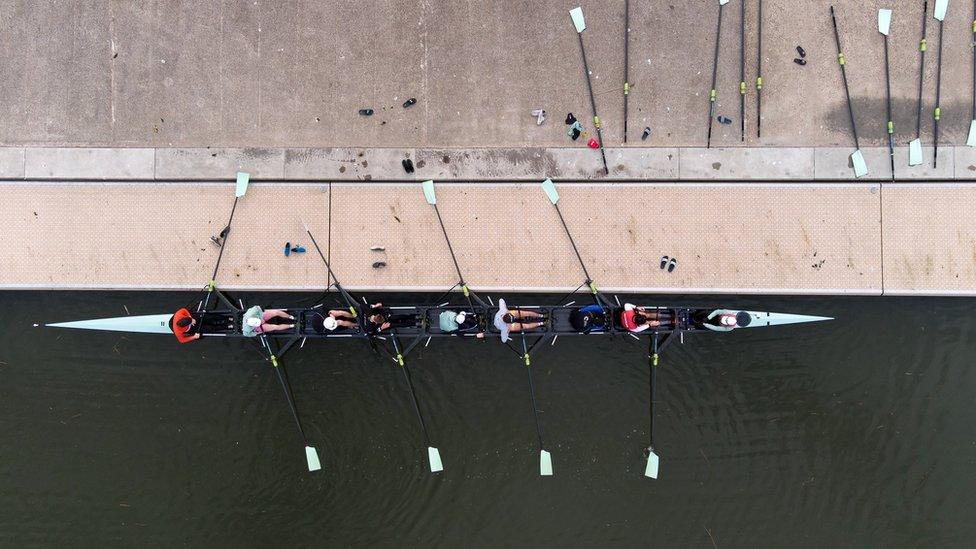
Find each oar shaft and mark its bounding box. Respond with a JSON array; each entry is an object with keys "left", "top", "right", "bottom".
[
  {"left": 623, "top": 0, "right": 630, "bottom": 143},
  {"left": 916, "top": 1, "right": 928, "bottom": 138},
  {"left": 393, "top": 336, "right": 433, "bottom": 446},
  {"left": 264, "top": 337, "right": 309, "bottom": 443},
  {"left": 831, "top": 6, "right": 860, "bottom": 149},
  {"left": 707, "top": 3, "right": 725, "bottom": 148},
  {"left": 757, "top": 0, "right": 763, "bottom": 138},
  {"left": 883, "top": 34, "right": 895, "bottom": 180},
  {"left": 525, "top": 352, "right": 545, "bottom": 450},
  {"left": 208, "top": 197, "right": 239, "bottom": 284},
  {"left": 739, "top": 0, "right": 746, "bottom": 142},
  {"left": 553, "top": 203, "right": 592, "bottom": 283},
  {"left": 305, "top": 226, "right": 359, "bottom": 310},
  {"left": 934, "top": 19, "right": 945, "bottom": 167},
  {"left": 575, "top": 31, "right": 610, "bottom": 174},
  {"left": 432, "top": 204, "right": 467, "bottom": 286},
  {"left": 649, "top": 336, "right": 657, "bottom": 449}
]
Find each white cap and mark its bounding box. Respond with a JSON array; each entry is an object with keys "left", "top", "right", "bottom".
[
  {"left": 720, "top": 315, "right": 737, "bottom": 326},
  {"left": 323, "top": 316, "right": 338, "bottom": 330},
  {"left": 246, "top": 316, "right": 262, "bottom": 328},
  {"left": 455, "top": 312, "right": 466, "bottom": 324}
]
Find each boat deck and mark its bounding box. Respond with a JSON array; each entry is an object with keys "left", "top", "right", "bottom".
[{"left": 5, "top": 180, "right": 975, "bottom": 296}]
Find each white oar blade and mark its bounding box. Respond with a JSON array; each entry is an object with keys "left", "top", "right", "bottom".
[
  {"left": 569, "top": 7, "right": 585, "bottom": 33},
  {"left": 851, "top": 150, "right": 868, "bottom": 178},
  {"left": 428, "top": 446, "right": 444, "bottom": 472},
  {"left": 934, "top": 0, "right": 947, "bottom": 21},
  {"left": 540, "top": 450, "right": 554, "bottom": 476},
  {"left": 235, "top": 171, "right": 250, "bottom": 197},
  {"left": 422, "top": 180, "right": 436, "bottom": 205},
  {"left": 644, "top": 451, "right": 660, "bottom": 479},
  {"left": 719, "top": 0, "right": 730, "bottom": 5},
  {"left": 878, "top": 9, "right": 892, "bottom": 35},
  {"left": 908, "top": 139, "right": 923, "bottom": 165},
  {"left": 967, "top": 121, "right": 976, "bottom": 147},
  {"left": 541, "top": 178, "right": 559, "bottom": 204},
  {"left": 305, "top": 445, "right": 322, "bottom": 472}
]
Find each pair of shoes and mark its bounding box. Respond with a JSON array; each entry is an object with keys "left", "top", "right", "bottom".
[{"left": 659, "top": 256, "right": 677, "bottom": 273}]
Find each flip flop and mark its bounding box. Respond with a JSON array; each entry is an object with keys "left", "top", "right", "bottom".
[
  {"left": 793, "top": 58, "right": 806, "bottom": 66},
  {"left": 291, "top": 246, "right": 306, "bottom": 253},
  {"left": 372, "top": 261, "right": 387, "bottom": 269},
  {"left": 403, "top": 98, "right": 417, "bottom": 108},
  {"left": 796, "top": 45, "right": 806, "bottom": 58},
  {"left": 667, "top": 258, "right": 677, "bottom": 273},
  {"left": 717, "top": 115, "right": 732, "bottom": 125},
  {"left": 284, "top": 242, "right": 291, "bottom": 257},
  {"left": 660, "top": 255, "right": 669, "bottom": 269}
]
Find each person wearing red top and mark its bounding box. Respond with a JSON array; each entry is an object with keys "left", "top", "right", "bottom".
[
  {"left": 170, "top": 308, "right": 200, "bottom": 343},
  {"left": 619, "top": 303, "right": 663, "bottom": 333}
]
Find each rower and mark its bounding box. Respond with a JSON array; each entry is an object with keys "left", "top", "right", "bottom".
[
  {"left": 700, "top": 310, "right": 752, "bottom": 332},
  {"left": 309, "top": 310, "right": 359, "bottom": 333},
  {"left": 241, "top": 306, "right": 295, "bottom": 337},
  {"left": 493, "top": 298, "right": 545, "bottom": 343},
  {"left": 620, "top": 303, "right": 663, "bottom": 333},
  {"left": 364, "top": 303, "right": 419, "bottom": 333},
  {"left": 438, "top": 310, "right": 484, "bottom": 338},
  {"left": 569, "top": 304, "right": 606, "bottom": 333},
  {"left": 170, "top": 307, "right": 201, "bottom": 343}
]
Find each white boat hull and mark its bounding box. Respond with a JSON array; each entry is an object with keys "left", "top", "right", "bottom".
[
  {"left": 735, "top": 310, "right": 833, "bottom": 328},
  {"left": 46, "top": 314, "right": 173, "bottom": 334}
]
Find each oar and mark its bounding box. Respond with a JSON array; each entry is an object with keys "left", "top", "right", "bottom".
[
  {"left": 756, "top": 0, "right": 763, "bottom": 137},
  {"left": 422, "top": 180, "right": 482, "bottom": 313},
  {"left": 879, "top": 9, "right": 895, "bottom": 180},
  {"left": 932, "top": 0, "right": 948, "bottom": 168},
  {"left": 570, "top": 7, "right": 610, "bottom": 175},
  {"left": 517, "top": 308, "right": 552, "bottom": 476},
  {"left": 391, "top": 335, "right": 444, "bottom": 473},
  {"left": 644, "top": 334, "right": 660, "bottom": 478},
  {"left": 969, "top": 0, "right": 976, "bottom": 147},
  {"left": 830, "top": 6, "right": 869, "bottom": 177},
  {"left": 966, "top": 0, "right": 976, "bottom": 147},
  {"left": 301, "top": 220, "right": 362, "bottom": 321},
  {"left": 260, "top": 334, "right": 322, "bottom": 472},
  {"left": 201, "top": 172, "right": 249, "bottom": 310},
  {"left": 623, "top": 0, "right": 631, "bottom": 143},
  {"left": 910, "top": 1, "right": 928, "bottom": 166},
  {"left": 739, "top": 0, "right": 746, "bottom": 142},
  {"left": 706, "top": 0, "right": 729, "bottom": 148},
  {"left": 541, "top": 179, "right": 605, "bottom": 307}
]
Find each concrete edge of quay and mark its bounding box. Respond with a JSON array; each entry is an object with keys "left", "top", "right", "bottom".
[{"left": 1, "top": 145, "right": 975, "bottom": 182}]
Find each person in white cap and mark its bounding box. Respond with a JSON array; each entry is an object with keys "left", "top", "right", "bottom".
[
  {"left": 311, "top": 309, "right": 359, "bottom": 333},
  {"left": 241, "top": 306, "right": 295, "bottom": 337},
  {"left": 438, "top": 309, "right": 484, "bottom": 338}
]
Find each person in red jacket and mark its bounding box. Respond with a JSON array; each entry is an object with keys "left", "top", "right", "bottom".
[
  {"left": 170, "top": 308, "right": 200, "bottom": 343},
  {"left": 619, "top": 303, "right": 663, "bottom": 333}
]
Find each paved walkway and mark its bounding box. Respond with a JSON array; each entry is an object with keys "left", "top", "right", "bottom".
[
  {"left": 3, "top": 145, "right": 975, "bottom": 182},
  {"left": 4, "top": 180, "right": 973, "bottom": 295},
  {"left": 2, "top": 1, "right": 975, "bottom": 150}
]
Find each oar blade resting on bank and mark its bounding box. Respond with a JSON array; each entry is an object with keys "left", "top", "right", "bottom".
[{"left": 570, "top": 6, "right": 585, "bottom": 33}]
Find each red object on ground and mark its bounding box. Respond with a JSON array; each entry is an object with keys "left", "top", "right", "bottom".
[{"left": 587, "top": 137, "right": 599, "bottom": 149}]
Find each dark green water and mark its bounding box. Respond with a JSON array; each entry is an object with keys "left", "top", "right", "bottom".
[{"left": 1, "top": 291, "right": 974, "bottom": 547}]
